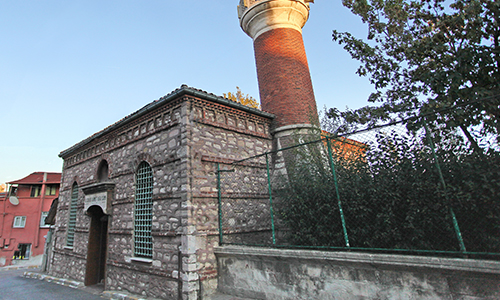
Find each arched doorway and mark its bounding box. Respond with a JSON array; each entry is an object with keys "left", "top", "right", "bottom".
[{"left": 85, "top": 205, "right": 108, "bottom": 286}]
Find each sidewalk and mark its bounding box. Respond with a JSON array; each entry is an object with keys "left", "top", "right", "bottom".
[
  {"left": 21, "top": 269, "right": 256, "bottom": 300},
  {"left": 0, "top": 264, "right": 40, "bottom": 271}
]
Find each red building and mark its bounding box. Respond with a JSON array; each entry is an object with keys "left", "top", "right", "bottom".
[{"left": 0, "top": 172, "right": 61, "bottom": 267}]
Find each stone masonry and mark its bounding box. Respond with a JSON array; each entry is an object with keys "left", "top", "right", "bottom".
[{"left": 48, "top": 85, "right": 274, "bottom": 299}]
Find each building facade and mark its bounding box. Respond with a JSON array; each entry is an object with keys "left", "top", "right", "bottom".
[
  {"left": 0, "top": 172, "right": 61, "bottom": 267},
  {"left": 48, "top": 86, "right": 274, "bottom": 299},
  {"left": 48, "top": 1, "right": 319, "bottom": 298}
]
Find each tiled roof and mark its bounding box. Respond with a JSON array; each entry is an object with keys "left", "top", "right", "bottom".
[{"left": 7, "top": 172, "right": 62, "bottom": 185}]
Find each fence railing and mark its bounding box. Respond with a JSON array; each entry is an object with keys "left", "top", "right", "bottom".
[{"left": 217, "top": 114, "right": 500, "bottom": 259}]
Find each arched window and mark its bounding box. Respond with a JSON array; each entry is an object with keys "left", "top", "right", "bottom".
[
  {"left": 66, "top": 182, "right": 79, "bottom": 247},
  {"left": 134, "top": 161, "right": 153, "bottom": 258},
  {"left": 97, "top": 160, "right": 109, "bottom": 182}
]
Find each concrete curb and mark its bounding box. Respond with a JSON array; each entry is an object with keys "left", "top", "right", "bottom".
[
  {"left": 23, "top": 272, "right": 84, "bottom": 289},
  {"left": 102, "top": 291, "right": 148, "bottom": 300},
  {"left": 0, "top": 265, "right": 40, "bottom": 271}
]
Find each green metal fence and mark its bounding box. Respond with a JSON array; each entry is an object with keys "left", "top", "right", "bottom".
[{"left": 217, "top": 113, "right": 500, "bottom": 259}]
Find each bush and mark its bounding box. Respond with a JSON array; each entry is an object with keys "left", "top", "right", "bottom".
[{"left": 274, "top": 130, "right": 500, "bottom": 254}]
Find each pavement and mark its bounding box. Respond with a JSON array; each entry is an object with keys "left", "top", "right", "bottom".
[
  {"left": 1, "top": 265, "right": 254, "bottom": 300},
  {"left": 0, "top": 267, "right": 103, "bottom": 300}
]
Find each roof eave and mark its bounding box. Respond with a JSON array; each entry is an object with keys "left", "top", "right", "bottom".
[{"left": 59, "top": 85, "right": 274, "bottom": 159}]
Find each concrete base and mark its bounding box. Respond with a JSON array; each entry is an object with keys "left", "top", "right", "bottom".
[{"left": 215, "top": 246, "right": 500, "bottom": 300}]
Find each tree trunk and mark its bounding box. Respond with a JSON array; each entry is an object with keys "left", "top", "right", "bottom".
[{"left": 459, "top": 124, "right": 483, "bottom": 156}]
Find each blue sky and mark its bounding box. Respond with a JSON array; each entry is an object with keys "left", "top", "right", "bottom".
[{"left": 0, "top": 0, "right": 373, "bottom": 184}]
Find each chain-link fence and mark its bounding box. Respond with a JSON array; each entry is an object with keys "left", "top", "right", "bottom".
[{"left": 217, "top": 110, "right": 500, "bottom": 259}]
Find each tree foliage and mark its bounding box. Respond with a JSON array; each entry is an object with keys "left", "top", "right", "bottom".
[
  {"left": 223, "top": 86, "right": 260, "bottom": 109},
  {"left": 330, "top": 0, "right": 500, "bottom": 151}
]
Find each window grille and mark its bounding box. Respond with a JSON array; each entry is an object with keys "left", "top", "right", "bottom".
[
  {"left": 66, "top": 183, "right": 78, "bottom": 247},
  {"left": 134, "top": 162, "right": 153, "bottom": 258}
]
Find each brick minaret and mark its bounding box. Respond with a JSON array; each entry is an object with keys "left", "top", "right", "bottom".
[{"left": 238, "top": 0, "right": 318, "bottom": 137}]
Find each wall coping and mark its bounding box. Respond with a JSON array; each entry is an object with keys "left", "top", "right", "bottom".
[{"left": 215, "top": 245, "right": 500, "bottom": 275}]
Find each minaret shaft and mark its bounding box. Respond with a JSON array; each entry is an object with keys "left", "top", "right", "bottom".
[
  {"left": 239, "top": 0, "right": 318, "bottom": 129},
  {"left": 254, "top": 27, "right": 317, "bottom": 127}
]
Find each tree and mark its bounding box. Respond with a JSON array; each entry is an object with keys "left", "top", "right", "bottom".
[
  {"left": 0, "top": 184, "right": 5, "bottom": 193},
  {"left": 223, "top": 86, "right": 260, "bottom": 109},
  {"left": 330, "top": 0, "right": 500, "bottom": 152}
]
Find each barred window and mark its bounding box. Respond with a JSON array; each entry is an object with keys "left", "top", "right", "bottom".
[
  {"left": 134, "top": 161, "right": 153, "bottom": 258},
  {"left": 66, "top": 183, "right": 78, "bottom": 247}
]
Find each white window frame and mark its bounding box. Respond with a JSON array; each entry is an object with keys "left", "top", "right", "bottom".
[
  {"left": 40, "top": 212, "right": 50, "bottom": 228},
  {"left": 13, "top": 216, "right": 26, "bottom": 228}
]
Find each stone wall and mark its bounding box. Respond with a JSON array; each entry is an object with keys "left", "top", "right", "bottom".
[
  {"left": 187, "top": 95, "right": 273, "bottom": 297},
  {"left": 50, "top": 97, "right": 188, "bottom": 299},
  {"left": 106, "top": 263, "right": 179, "bottom": 299},
  {"left": 49, "top": 86, "right": 274, "bottom": 299},
  {"left": 216, "top": 245, "right": 500, "bottom": 300}
]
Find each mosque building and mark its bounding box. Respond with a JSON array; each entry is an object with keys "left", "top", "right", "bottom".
[{"left": 47, "top": 1, "right": 317, "bottom": 299}]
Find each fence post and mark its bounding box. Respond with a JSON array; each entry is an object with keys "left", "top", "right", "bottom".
[
  {"left": 265, "top": 153, "right": 276, "bottom": 245},
  {"left": 217, "top": 163, "right": 223, "bottom": 246},
  {"left": 423, "top": 118, "right": 466, "bottom": 253},
  {"left": 326, "top": 136, "right": 350, "bottom": 248}
]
